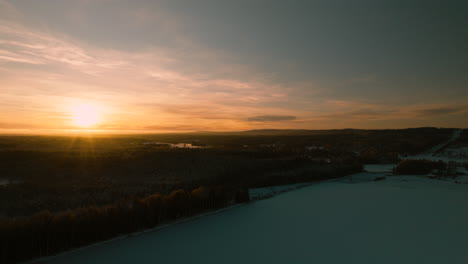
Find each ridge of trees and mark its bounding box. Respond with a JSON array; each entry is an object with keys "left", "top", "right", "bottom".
[
  {"left": 0, "top": 185, "right": 247, "bottom": 264},
  {"left": 0, "top": 161, "right": 361, "bottom": 263},
  {"left": 393, "top": 159, "right": 447, "bottom": 175}
]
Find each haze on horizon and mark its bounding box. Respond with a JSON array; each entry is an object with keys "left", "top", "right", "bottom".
[{"left": 0, "top": 0, "right": 467, "bottom": 134}]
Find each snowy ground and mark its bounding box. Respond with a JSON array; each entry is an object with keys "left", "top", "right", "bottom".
[
  {"left": 364, "top": 164, "right": 395, "bottom": 173},
  {"left": 32, "top": 131, "right": 468, "bottom": 264},
  {"left": 435, "top": 147, "right": 468, "bottom": 162},
  {"left": 423, "top": 129, "right": 462, "bottom": 155},
  {"left": 35, "top": 170, "right": 468, "bottom": 264},
  {"left": 249, "top": 165, "right": 396, "bottom": 198},
  {"left": 404, "top": 129, "right": 468, "bottom": 164},
  {"left": 404, "top": 153, "right": 468, "bottom": 164},
  {"left": 249, "top": 183, "right": 311, "bottom": 200}
]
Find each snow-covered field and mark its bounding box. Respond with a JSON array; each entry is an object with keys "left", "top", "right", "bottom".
[
  {"left": 435, "top": 147, "right": 468, "bottom": 162},
  {"left": 364, "top": 164, "right": 395, "bottom": 173},
  {"left": 404, "top": 129, "right": 468, "bottom": 164},
  {"left": 32, "top": 131, "right": 468, "bottom": 264},
  {"left": 405, "top": 153, "right": 468, "bottom": 164},
  {"left": 249, "top": 183, "right": 311, "bottom": 200},
  {"left": 36, "top": 171, "right": 468, "bottom": 264},
  {"left": 423, "top": 129, "right": 462, "bottom": 155}
]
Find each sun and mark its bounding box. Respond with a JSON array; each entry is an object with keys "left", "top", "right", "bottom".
[{"left": 71, "top": 104, "right": 101, "bottom": 127}]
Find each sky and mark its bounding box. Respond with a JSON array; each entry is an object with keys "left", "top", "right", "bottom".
[{"left": 0, "top": 0, "right": 467, "bottom": 133}]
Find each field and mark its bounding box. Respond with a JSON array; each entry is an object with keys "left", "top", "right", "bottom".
[{"left": 38, "top": 165, "right": 468, "bottom": 264}]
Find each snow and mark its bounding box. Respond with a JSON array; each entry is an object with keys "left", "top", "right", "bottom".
[
  {"left": 405, "top": 154, "right": 468, "bottom": 164},
  {"left": 141, "top": 142, "right": 209, "bottom": 149},
  {"left": 436, "top": 147, "right": 468, "bottom": 161},
  {"left": 403, "top": 129, "right": 467, "bottom": 164},
  {"left": 35, "top": 173, "right": 468, "bottom": 264},
  {"left": 364, "top": 164, "right": 394, "bottom": 173},
  {"left": 249, "top": 183, "right": 311, "bottom": 200},
  {"left": 424, "top": 129, "right": 462, "bottom": 155},
  {"left": 401, "top": 129, "right": 467, "bottom": 176},
  {"left": 454, "top": 176, "right": 468, "bottom": 183},
  {"left": 456, "top": 167, "right": 468, "bottom": 175}
]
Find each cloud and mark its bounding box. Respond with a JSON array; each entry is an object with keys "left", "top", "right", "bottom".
[
  {"left": 159, "top": 104, "right": 235, "bottom": 120},
  {"left": 0, "top": 0, "right": 18, "bottom": 19},
  {"left": 414, "top": 106, "right": 468, "bottom": 117},
  {"left": 304, "top": 101, "right": 468, "bottom": 128},
  {"left": 142, "top": 124, "right": 211, "bottom": 132},
  {"left": 0, "top": 10, "right": 292, "bottom": 102},
  {"left": 318, "top": 108, "right": 399, "bottom": 121},
  {"left": 2, "top": 1, "right": 465, "bottom": 132},
  {"left": 247, "top": 115, "right": 297, "bottom": 122},
  {"left": 0, "top": 7, "right": 302, "bottom": 132},
  {"left": 0, "top": 122, "right": 39, "bottom": 129},
  {"left": 0, "top": 23, "right": 126, "bottom": 76}
]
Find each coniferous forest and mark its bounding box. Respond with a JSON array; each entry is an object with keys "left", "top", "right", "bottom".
[{"left": 0, "top": 128, "right": 455, "bottom": 263}]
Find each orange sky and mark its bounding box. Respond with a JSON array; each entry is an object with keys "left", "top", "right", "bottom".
[{"left": 1, "top": 0, "right": 467, "bottom": 134}]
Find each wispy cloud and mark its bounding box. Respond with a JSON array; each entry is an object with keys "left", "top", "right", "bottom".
[
  {"left": 1, "top": 1, "right": 466, "bottom": 132},
  {"left": 304, "top": 101, "right": 468, "bottom": 126},
  {"left": 0, "top": 22, "right": 126, "bottom": 75},
  {"left": 247, "top": 115, "right": 297, "bottom": 122},
  {"left": 0, "top": 9, "right": 299, "bottom": 131},
  {"left": 414, "top": 106, "right": 468, "bottom": 117}
]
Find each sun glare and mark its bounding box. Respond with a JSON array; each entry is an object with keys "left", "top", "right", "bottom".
[{"left": 71, "top": 104, "right": 101, "bottom": 127}]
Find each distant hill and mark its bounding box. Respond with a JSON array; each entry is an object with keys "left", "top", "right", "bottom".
[
  {"left": 190, "top": 129, "right": 359, "bottom": 136},
  {"left": 190, "top": 127, "right": 455, "bottom": 136}
]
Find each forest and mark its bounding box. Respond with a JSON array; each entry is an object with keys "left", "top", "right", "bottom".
[
  {"left": 0, "top": 128, "right": 456, "bottom": 263},
  {"left": 0, "top": 185, "right": 249, "bottom": 264},
  {"left": 393, "top": 159, "right": 447, "bottom": 175}
]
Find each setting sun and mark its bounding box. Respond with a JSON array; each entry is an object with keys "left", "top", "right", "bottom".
[{"left": 71, "top": 104, "right": 101, "bottom": 127}]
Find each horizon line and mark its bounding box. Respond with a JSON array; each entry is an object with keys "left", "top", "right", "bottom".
[{"left": 0, "top": 127, "right": 463, "bottom": 137}]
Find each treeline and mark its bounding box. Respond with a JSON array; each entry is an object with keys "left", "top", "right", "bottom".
[
  {"left": 0, "top": 149, "right": 361, "bottom": 218},
  {"left": 0, "top": 161, "right": 361, "bottom": 263},
  {"left": 354, "top": 128, "right": 454, "bottom": 163},
  {"left": 0, "top": 133, "right": 364, "bottom": 263},
  {"left": 0, "top": 128, "right": 454, "bottom": 158},
  {"left": 393, "top": 159, "right": 446, "bottom": 175},
  {"left": 243, "top": 162, "right": 363, "bottom": 188},
  {"left": 0, "top": 185, "right": 248, "bottom": 264}
]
